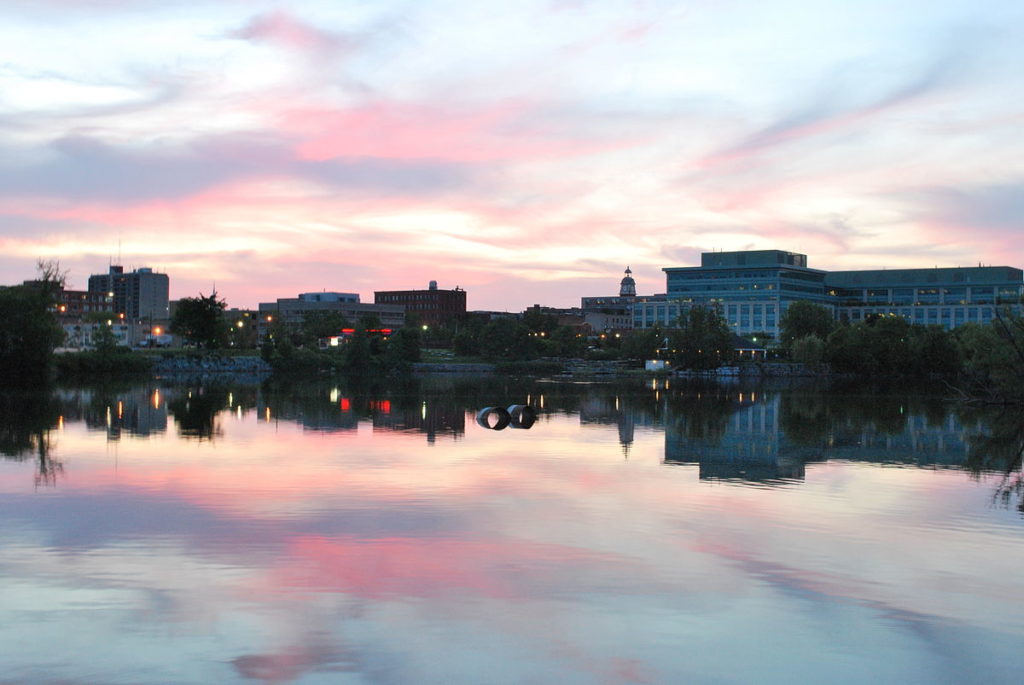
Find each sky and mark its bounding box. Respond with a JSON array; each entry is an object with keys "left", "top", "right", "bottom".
[{"left": 1, "top": 0, "right": 1022, "bottom": 311}]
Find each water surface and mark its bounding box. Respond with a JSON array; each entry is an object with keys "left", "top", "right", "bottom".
[{"left": 1, "top": 377, "right": 1021, "bottom": 684}]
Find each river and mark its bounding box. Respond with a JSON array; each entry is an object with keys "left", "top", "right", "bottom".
[{"left": 1, "top": 375, "right": 1021, "bottom": 684}]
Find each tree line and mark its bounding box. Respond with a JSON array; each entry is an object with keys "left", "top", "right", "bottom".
[
  {"left": 779, "top": 301, "right": 1023, "bottom": 401},
  {"left": 2, "top": 265, "right": 1022, "bottom": 401}
]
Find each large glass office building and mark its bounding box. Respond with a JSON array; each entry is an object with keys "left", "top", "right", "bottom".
[
  {"left": 826, "top": 266, "right": 1022, "bottom": 329},
  {"left": 635, "top": 250, "right": 832, "bottom": 334},
  {"left": 632, "top": 250, "right": 1023, "bottom": 338}
]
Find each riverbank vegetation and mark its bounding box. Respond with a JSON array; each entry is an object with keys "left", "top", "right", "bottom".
[
  {"left": 260, "top": 319, "right": 422, "bottom": 375},
  {"left": 0, "top": 262, "right": 65, "bottom": 384},
  {"left": 779, "top": 302, "right": 1024, "bottom": 402},
  {"left": 4, "top": 269, "right": 1022, "bottom": 403}
]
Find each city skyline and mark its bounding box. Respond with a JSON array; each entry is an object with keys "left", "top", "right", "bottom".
[{"left": 2, "top": 0, "right": 1022, "bottom": 311}]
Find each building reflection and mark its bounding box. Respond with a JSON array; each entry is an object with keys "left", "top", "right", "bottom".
[
  {"left": 256, "top": 380, "right": 466, "bottom": 443},
  {"left": 663, "top": 386, "right": 982, "bottom": 483},
  {"left": 54, "top": 385, "right": 170, "bottom": 440},
  {"left": 371, "top": 399, "right": 465, "bottom": 443},
  {"left": 2, "top": 378, "right": 1016, "bottom": 498},
  {"left": 663, "top": 388, "right": 804, "bottom": 482},
  {"left": 578, "top": 381, "right": 665, "bottom": 457}
]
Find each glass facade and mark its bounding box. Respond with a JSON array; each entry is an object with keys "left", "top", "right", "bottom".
[
  {"left": 631, "top": 251, "right": 1024, "bottom": 337},
  {"left": 660, "top": 251, "right": 832, "bottom": 337}
]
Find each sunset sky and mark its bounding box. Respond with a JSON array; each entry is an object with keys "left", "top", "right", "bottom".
[{"left": 2, "top": 0, "right": 1022, "bottom": 311}]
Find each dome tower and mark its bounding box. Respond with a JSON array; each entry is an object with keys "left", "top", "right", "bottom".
[{"left": 619, "top": 267, "right": 636, "bottom": 298}]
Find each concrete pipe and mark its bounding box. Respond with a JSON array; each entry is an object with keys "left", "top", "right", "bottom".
[
  {"left": 506, "top": 404, "right": 537, "bottom": 429},
  {"left": 476, "top": 406, "right": 511, "bottom": 430}
]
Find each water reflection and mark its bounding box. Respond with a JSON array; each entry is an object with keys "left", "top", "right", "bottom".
[
  {"left": 663, "top": 386, "right": 998, "bottom": 485},
  {"left": 1, "top": 376, "right": 1022, "bottom": 683},
  {"left": 257, "top": 377, "right": 468, "bottom": 442},
  {"left": 2, "top": 377, "right": 1021, "bottom": 510},
  {"left": 0, "top": 390, "right": 62, "bottom": 485},
  {"left": 963, "top": 407, "right": 1024, "bottom": 513}
]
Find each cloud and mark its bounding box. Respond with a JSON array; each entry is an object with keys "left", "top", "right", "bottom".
[
  {"left": 889, "top": 181, "right": 1024, "bottom": 261},
  {"left": 696, "top": 39, "right": 978, "bottom": 170},
  {"left": 0, "top": 132, "right": 472, "bottom": 204},
  {"left": 228, "top": 10, "right": 358, "bottom": 57},
  {"left": 232, "top": 643, "right": 359, "bottom": 682},
  {"left": 281, "top": 98, "right": 629, "bottom": 164},
  {"left": 907, "top": 182, "right": 1024, "bottom": 232},
  {"left": 0, "top": 65, "right": 186, "bottom": 128}
]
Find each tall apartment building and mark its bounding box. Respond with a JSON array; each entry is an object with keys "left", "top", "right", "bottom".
[{"left": 87, "top": 266, "right": 169, "bottom": 322}]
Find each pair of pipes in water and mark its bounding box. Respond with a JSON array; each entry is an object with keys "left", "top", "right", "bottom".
[{"left": 476, "top": 404, "right": 537, "bottom": 430}]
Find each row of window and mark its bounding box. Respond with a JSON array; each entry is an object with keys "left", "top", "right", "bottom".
[
  {"left": 846, "top": 306, "right": 996, "bottom": 328},
  {"left": 669, "top": 283, "right": 778, "bottom": 292},
  {"left": 631, "top": 301, "right": 1020, "bottom": 333}
]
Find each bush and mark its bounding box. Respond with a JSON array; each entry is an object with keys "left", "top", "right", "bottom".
[{"left": 791, "top": 334, "right": 825, "bottom": 367}]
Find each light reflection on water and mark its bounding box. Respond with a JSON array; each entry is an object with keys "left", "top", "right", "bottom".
[{"left": 0, "top": 377, "right": 1022, "bottom": 684}]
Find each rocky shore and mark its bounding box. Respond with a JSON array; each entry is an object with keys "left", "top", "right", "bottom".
[{"left": 152, "top": 355, "right": 272, "bottom": 374}]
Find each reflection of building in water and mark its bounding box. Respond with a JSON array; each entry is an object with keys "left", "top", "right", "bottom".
[
  {"left": 56, "top": 387, "right": 168, "bottom": 440},
  {"left": 665, "top": 392, "right": 980, "bottom": 483},
  {"left": 258, "top": 388, "right": 465, "bottom": 442},
  {"left": 257, "top": 390, "right": 359, "bottom": 432},
  {"left": 665, "top": 395, "right": 806, "bottom": 482},
  {"left": 823, "top": 413, "right": 975, "bottom": 466},
  {"left": 118, "top": 389, "right": 169, "bottom": 438},
  {"left": 579, "top": 391, "right": 662, "bottom": 457},
  {"left": 372, "top": 400, "right": 465, "bottom": 444}
]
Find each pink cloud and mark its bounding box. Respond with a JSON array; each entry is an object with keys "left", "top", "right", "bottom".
[
  {"left": 263, "top": 535, "right": 638, "bottom": 601},
  {"left": 282, "top": 100, "right": 624, "bottom": 163},
  {"left": 230, "top": 11, "right": 355, "bottom": 56}
]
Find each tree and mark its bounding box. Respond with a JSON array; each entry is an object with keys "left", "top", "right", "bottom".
[
  {"left": 0, "top": 261, "right": 66, "bottom": 383},
  {"left": 453, "top": 327, "right": 481, "bottom": 356},
  {"left": 385, "top": 327, "right": 422, "bottom": 367},
  {"left": 90, "top": 322, "right": 122, "bottom": 369},
  {"left": 548, "top": 325, "right": 586, "bottom": 358},
  {"left": 620, "top": 325, "right": 663, "bottom": 361},
  {"left": 343, "top": 323, "right": 375, "bottom": 371},
  {"left": 670, "top": 306, "right": 733, "bottom": 369},
  {"left": 790, "top": 334, "right": 825, "bottom": 367},
  {"left": 300, "top": 310, "right": 349, "bottom": 348},
  {"left": 907, "top": 325, "right": 961, "bottom": 377},
  {"left": 171, "top": 292, "right": 227, "bottom": 349},
  {"left": 478, "top": 317, "right": 538, "bottom": 361},
  {"left": 522, "top": 307, "right": 558, "bottom": 335},
  {"left": 954, "top": 312, "right": 1024, "bottom": 401},
  {"left": 780, "top": 301, "right": 835, "bottom": 350},
  {"left": 824, "top": 317, "right": 910, "bottom": 375}
]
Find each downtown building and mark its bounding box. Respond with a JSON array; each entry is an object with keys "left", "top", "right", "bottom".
[
  {"left": 580, "top": 267, "right": 639, "bottom": 332},
  {"left": 629, "top": 250, "right": 1024, "bottom": 339},
  {"left": 374, "top": 281, "right": 466, "bottom": 328},
  {"left": 87, "top": 265, "right": 170, "bottom": 322},
  {"left": 257, "top": 291, "right": 405, "bottom": 340}
]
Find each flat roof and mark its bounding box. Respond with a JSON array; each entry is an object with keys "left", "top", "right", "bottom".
[{"left": 826, "top": 266, "right": 1022, "bottom": 287}]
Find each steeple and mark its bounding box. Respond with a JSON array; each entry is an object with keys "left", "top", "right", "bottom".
[{"left": 619, "top": 266, "right": 636, "bottom": 297}]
